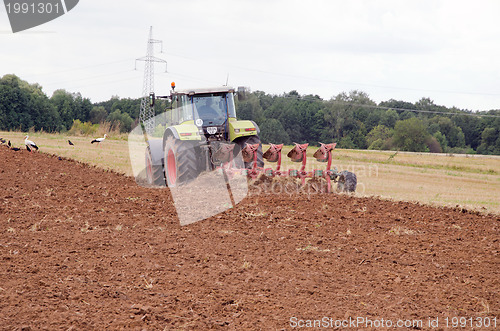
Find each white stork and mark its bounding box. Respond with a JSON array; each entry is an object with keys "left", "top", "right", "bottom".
[
  {"left": 24, "top": 135, "right": 39, "bottom": 152},
  {"left": 91, "top": 134, "right": 107, "bottom": 146}
]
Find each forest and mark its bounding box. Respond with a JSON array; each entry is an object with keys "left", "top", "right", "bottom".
[{"left": 1, "top": 74, "right": 499, "bottom": 155}]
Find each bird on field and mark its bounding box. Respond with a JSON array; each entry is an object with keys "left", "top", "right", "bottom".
[
  {"left": 91, "top": 134, "right": 107, "bottom": 146},
  {"left": 68, "top": 139, "right": 74, "bottom": 146},
  {"left": 0, "top": 138, "right": 5, "bottom": 144},
  {"left": 24, "top": 135, "right": 39, "bottom": 152},
  {"left": 7, "top": 140, "right": 20, "bottom": 151}
]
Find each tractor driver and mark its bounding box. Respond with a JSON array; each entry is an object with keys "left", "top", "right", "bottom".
[{"left": 197, "top": 97, "right": 220, "bottom": 119}]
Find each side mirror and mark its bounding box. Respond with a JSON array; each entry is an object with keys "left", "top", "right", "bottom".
[
  {"left": 237, "top": 86, "right": 249, "bottom": 101},
  {"left": 149, "top": 92, "right": 155, "bottom": 107}
]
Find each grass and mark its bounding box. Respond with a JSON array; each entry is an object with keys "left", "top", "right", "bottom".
[
  {"left": 1, "top": 131, "right": 499, "bottom": 214},
  {"left": 1, "top": 131, "right": 131, "bottom": 174}
]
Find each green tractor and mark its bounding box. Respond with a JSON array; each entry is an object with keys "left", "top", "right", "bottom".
[{"left": 146, "top": 85, "right": 263, "bottom": 187}]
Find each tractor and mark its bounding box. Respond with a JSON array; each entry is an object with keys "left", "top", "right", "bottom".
[{"left": 145, "top": 84, "right": 263, "bottom": 187}]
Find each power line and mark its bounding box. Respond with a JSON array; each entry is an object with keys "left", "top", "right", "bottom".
[
  {"left": 168, "top": 71, "right": 221, "bottom": 85},
  {"left": 164, "top": 51, "right": 500, "bottom": 98},
  {"left": 43, "top": 69, "right": 139, "bottom": 87},
  {"left": 5, "top": 52, "right": 498, "bottom": 114},
  {"left": 21, "top": 58, "right": 133, "bottom": 78},
  {"left": 269, "top": 92, "right": 500, "bottom": 118},
  {"left": 358, "top": 103, "right": 500, "bottom": 118},
  {"left": 61, "top": 75, "right": 141, "bottom": 91}
]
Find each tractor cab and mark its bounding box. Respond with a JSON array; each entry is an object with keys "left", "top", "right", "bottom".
[{"left": 170, "top": 87, "right": 237, "bottom": 141}]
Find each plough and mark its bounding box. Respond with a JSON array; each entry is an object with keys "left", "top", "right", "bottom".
[{"left": 232, "top": 142, "right": 357, "bottom": 193}]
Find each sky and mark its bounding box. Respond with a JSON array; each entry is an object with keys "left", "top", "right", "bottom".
[{"left": 1, "top": 0, "right": 499, "bottom": 111}]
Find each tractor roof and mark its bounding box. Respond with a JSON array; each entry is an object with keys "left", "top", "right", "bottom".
[{"left": 172, "top": 86, "right": 235, "bottom": 96}]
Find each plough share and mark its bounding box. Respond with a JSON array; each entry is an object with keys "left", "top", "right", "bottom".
[{"left": 229, "top": 142, "right": 357, "bottom": 193}]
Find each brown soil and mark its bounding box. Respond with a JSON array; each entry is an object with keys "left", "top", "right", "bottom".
[{"left": 0, "top": 146, "right": 498, "bottom": 330}]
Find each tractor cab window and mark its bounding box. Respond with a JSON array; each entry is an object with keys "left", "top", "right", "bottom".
[
  {"left": 173, "top": 94, "right": 192, "bottom": 124},
  {"left": 226, "top": 92, "right": 236, "bottom": 118},
  {"left": 192, "top": 93, "right": 226, "bottom": 126}
]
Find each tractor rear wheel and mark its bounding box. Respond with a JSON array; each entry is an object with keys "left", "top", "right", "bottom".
[
  {"left": 145, "top": 147, "right": 165, "bottom": 186},
  {"left": 234, "top": 135, "right": 264, "bottom": 169},
  {"left": 164, "top": 137, "right": 199, "bottom": 187},
  {"left": 336, "top": 170, "right": 357, "bottom": 193}
]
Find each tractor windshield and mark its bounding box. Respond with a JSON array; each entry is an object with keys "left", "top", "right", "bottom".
[{"left": 192, "top": 93, "right": 235, "bottom": 126}]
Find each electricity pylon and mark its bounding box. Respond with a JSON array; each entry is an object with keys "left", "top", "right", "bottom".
[{"left": 136, "top": 26, "right": 167, "bottom": 135}]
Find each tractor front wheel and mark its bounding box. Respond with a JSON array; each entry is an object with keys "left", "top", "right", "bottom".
[{"left": 163, "top": 137, "right": 199, "bottom": 187}]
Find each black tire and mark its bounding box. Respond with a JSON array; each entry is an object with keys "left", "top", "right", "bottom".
[
  {"left": 234, "top": 135, "right": 264, "bottom": 169},
  {"left": 337, "top": 170, "right": 357, "bottom": 193},
  {"left": 145, "top": 147, "right": 165, "bottom": 186},
  {"left": 163, "top": 137, "right": 200, "bottom": 187}
]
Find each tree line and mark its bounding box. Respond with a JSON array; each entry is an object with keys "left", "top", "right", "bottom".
[
  {"left": 0, "top": 74, "right": 145, "bottom": 134},
  {"left": 1, "top": 74, "right": 499, "bottom": 154},
  {"left": 239, "top": 90, "right": 500, "bottom": 155}
]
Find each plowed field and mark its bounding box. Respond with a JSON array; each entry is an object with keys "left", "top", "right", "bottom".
[{"left": 0, "top": 146, "right": 498, "bottom": 330}]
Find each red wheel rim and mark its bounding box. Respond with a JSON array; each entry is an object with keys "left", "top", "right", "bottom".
[{"left": 167, "top": 149, "right": 176, "bottom": 185}]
